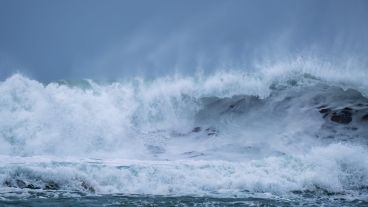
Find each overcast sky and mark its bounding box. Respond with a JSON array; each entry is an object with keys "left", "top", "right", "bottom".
[{"left": 0, "top": 0, "right": 367, "bottom": 81}]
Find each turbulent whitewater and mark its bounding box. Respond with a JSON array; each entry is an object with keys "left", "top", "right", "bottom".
[{"left": 1, "top": 63, "right": 368, "bottom": 205}]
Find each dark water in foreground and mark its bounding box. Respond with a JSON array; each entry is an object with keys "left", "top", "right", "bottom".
[{"left": 0, "top": 195, "right": 367, "bottom": 207}]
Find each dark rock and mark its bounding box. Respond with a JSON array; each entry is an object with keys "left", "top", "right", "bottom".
[
  {"left": 3, "top": 179, "right": 12, "bottom": 187},
  {"left": 330, "top": 110, "right": 352, "bottom": 124},
  {"left": 319, "top": 108, "right": 331, "bottom": 114},
  {"left": 26, "top": 184, "right": 40, "bottom": 189},
  {"left": 45, "top": 181, "right": 60, "bottom": 190},
  {"left": 16, "top": 179, "right": 26, "bottom": 188},
  {"left": 362, "top": 114, "right": 368, "bottom": 121},
  {"left": 205, "top": 127, "right": 217, "bottom": 136},
  {"left": 318, "top": 107, "right": 332, "bottom": 118},
  {"left": 81, "top": 181, "right": 95, "bottom": 193},
  {"left": 3, "top": 179, "right": 40, "bottom": 190},
  {"left": 192, "top": 127, "right": 201, "bottom": 133}
]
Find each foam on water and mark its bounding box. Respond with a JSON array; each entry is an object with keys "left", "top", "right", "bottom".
[
  {"left": 0, "top": 143, "right": 367, "bottom": 196},
  {"left": 0, "top": 59, "right": 368, "bottom": 201}
]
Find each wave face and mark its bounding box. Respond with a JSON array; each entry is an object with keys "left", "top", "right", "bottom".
[{"left": 1, "top": 63, "right": 368, "bottom": 202}]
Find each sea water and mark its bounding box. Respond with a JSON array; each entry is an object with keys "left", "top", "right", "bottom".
[{"left": 1, "top": 60, "right": 368, "bottom": 206}]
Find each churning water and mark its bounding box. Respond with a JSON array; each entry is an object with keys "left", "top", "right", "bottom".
[{"left": 1, "top": 60, "right": 368, "bottom": 206}]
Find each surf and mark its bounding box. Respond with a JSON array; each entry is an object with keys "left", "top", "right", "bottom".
[{"left": 0, "top": 60, "right": 368, "bottom": 202}]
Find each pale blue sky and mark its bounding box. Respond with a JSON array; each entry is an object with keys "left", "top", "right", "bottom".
[{"left": 0, "top": 0, "right": 367, "bottom": 81}]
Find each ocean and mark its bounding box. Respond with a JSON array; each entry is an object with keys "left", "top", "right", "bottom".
[{"left": 1, "top": 64, "right": 368, "bottom": 206}]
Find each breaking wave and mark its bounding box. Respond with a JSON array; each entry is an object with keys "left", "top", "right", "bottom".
[{"left": 0, "top": 59, "right": 368, "bottom": 200}]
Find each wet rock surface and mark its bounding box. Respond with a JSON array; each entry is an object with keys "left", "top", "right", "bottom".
[
  {"left": 44, "top": 181, "right": 60, "bottom": 190},
  {"left": 195, "top": 84, "right": 368, "bottom": 144},
  {"left": 81, "top": 181, "right": 95, "bottom": 193},
  {"left": 362, "top": 114, "right": 368, "bottom": 121},
  {"left": 191, "top": 126, "right": 218, "bottom": 136},
  {"left": 192, "top": 127, "right": 201, "bottom": 133},
  {"left": 3, "top": 176, "right": 95, "bottom": 193},
  {"left": 318, "top": 105, "right": 368, "bottom": 125},
  {"left": 3, "top": 179, "right": 45, "bottom": 190},
  {"left": 331, "top": 111, "right": 352, "bottom": 124},
  {"left": 324, "top": 107, "right": 353, "bottom": 124}
]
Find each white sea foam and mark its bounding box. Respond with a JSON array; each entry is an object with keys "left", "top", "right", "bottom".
[
  {"left": 0, "top": 143, "right": 367, "bottom": 197},
  {"left": 0, "top": 59, "right": 368, "bottom": 198}
]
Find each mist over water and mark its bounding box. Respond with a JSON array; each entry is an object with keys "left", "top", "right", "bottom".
[
  {"left": 1, "top": 0, "right": 368, "bottom": 81},
  {"left": 1, "top": 0, "right": 368, "bottom": 206}
]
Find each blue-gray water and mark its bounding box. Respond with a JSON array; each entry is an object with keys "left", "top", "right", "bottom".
[
  {"left": 2, "top": 195, "right": 368, "bottom": 207},
  {"left": 1, "top": 1, "right": 368, "bottom": 206},
  {"left": 1, "top": 64, "right": 368, "bottom": 206}
]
